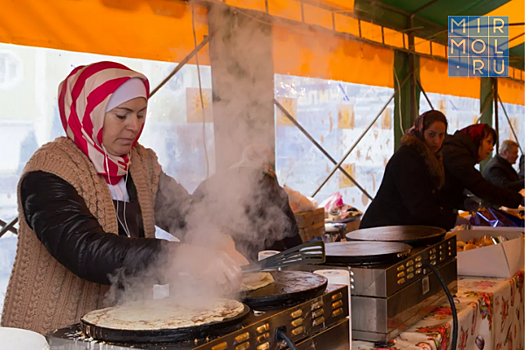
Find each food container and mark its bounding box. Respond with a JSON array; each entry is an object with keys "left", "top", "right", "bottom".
[
  {"left": 294, "top": 208, "right": 325, "bottom": 242},
  {"left": 454, "top": 227, "right": 524, "bottom": 278},
  {"left": 0, "top": 327, "right": 49, "bottom": 350}
]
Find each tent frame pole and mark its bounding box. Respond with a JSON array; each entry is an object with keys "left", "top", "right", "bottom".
[
  {"left": 150, "top": 35, "right": 211, "bottom": 97},
  {"left": 274, "top": 99, "right": 374, "bottom": 200},
  {"left": 310, "top": 70, "right": 414, "bottom": 198}
]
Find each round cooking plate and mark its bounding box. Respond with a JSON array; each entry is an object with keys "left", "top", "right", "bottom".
[
  {"left": 345, "top": 225, "right": 446, "bottom": 247},
  {"left": 81, "top": 304, "right": 250, "bottom": 343},
  {"left": 242, "top": 271, "right": 327, "bottom": 310},
  {"left": 325, "top": 241, "right": 412, "bottom": 265}
]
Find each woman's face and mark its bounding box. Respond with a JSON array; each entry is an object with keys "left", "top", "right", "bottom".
[
  {"left": 478, "top": 134, "right": 495, "bottom": 162},
  {"left": 423, "top": 121, "right": 447, "bottom": 153},
  {"left": 103, "top": 97, "right": 147, "bottom": 156}
]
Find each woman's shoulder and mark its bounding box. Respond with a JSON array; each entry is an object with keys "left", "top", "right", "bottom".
[
  {"left": 131, "top": 143, "right": 162, "bottom": 185},
  {"left": 132, "top": 143, "right": 159, "bottom": 162},
  {"left": 33, "top": 136, "right": 72, "bottom": 152},
  {"left": 391, "top": 141, "right": 426, "bottom": 164},
  {"left": 27, "top": 137, "right": 82, "bottom": 165},
  {"left": 399, "top": 134, "right": 431, "bottom": 156},
  {"left": 443, "top": 132, "right": 474, "bottom": 152},
  {"left": 385, "top": 143, "right": 431, "bottom": 178},
  {"left": 20, "top": 137, "right": 101, "bottom": 194},
  {"left": 442, "top": 132, "right": 477, "bottom": 163}
]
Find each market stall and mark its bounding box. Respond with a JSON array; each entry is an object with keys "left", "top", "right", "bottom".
[{"left": 0, "top": 0, "right": 524, "bottom": 350}]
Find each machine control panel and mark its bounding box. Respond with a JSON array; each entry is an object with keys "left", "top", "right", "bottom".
[
  {"left": 195, "top": 285, "right": 349, "bottom": 350},
  {"left": 388, "top": 235, "right": 457, "bottom": 294}
]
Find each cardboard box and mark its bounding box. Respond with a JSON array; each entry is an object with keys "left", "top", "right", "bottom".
[
  {"left": 294, "top": 208, "right": 325, "bottom": 242},
  {"left": 454, "top": 227, "right": 524, "bottom": 278}
]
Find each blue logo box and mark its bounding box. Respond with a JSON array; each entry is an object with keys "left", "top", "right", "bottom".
[{"left": 448, "top": 16, "right": 509, "bottom": 77}]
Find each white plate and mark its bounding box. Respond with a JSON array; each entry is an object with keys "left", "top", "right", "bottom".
[{"left": 0, "top": 327, "right": 49, "bottom": 350}]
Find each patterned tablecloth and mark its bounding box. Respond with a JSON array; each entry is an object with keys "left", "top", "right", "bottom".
[{"left": 353, "top": 270, "right": 524, "bottom": 350}]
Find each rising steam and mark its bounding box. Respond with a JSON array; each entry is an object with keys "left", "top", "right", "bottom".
[{"left": 105, "top": 1, "right": 298, "bottom": 307}]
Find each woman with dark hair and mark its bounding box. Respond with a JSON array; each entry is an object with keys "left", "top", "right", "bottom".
[
  {"left": 360, "top": 110, "right": 457, "bottom": 230},
  {"left": 440, "top": 123, "right": 524, "bottom": 211}
]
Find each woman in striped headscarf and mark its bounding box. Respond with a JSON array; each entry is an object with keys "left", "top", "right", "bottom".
[{"left": 1, "top": 62, "right": 246, "bottom": 334}]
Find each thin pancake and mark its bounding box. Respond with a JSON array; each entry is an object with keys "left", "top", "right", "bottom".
[
  {"left": 241, "top": 272, "right": 275, "bottom": 292},
  {"left": 82, "top": 298, "right": 245, "bottom": 331}
]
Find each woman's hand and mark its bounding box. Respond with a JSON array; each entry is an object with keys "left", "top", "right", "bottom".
[
  {"left": 215, "top": 234, "right": 249, "bottom": 266},
  {"left": 185, "top": 228, "right": 249, "bottom": 266},
  {"left": 168, "top": 244, "right": 243, "bottom": 296}
]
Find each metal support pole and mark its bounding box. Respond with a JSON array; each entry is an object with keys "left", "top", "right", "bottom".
[
  {"left": 508, "top": 32, "right": 525, "bottom": 45},
  {"left": 417, "top": 78, "right": 434, "bottom": 110},
  {"left": 408, "top": 17, "right": 418, "bottom": 125},
  {"left": 274, "top": 99, "right": 374, "bottom": 200},
  {"left": 493, "top": 79, "right": 499, "bottom": 153},
  {"left": 0, "top": 217, "right": 18, "bottom": 238},
  {"left": 312, "top": 70, "right": 414, "bottom": 197},
  {"left": 476, "top": 90, "right": 493, "bottom": 124},
  {"left": 497, "top": 93, "right": 523, "bottom": 154},
  {"left": 150, "top": 35, "right": 211, "bottom": 97},
  {"left": 411, "top": 0, "right": 441, "bottom": 15}
]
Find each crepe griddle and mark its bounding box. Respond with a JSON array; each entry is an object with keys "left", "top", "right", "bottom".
[
  {"left": 325, "top": 241, "right": 412, "bottom": 265},
  {"left": 345, "top": 225, "right": 446, "bottom": 247},
  {"left": 81, "top": 304, "right": 250, "bottom": 343},
  {"left": 242, "top": 271, "right": 327, "bottom": 310}
]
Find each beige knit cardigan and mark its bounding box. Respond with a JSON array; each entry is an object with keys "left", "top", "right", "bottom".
[{"left": 1, "top": 137, "right": 161, "bottom": 334}]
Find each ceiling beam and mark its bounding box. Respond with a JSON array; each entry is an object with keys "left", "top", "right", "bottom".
[{"left": 411, "top": 0, "right": 441, "bottom": 16}]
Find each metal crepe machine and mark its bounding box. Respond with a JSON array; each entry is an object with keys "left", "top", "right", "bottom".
[
  {"left": 326, "top": 226, "right": 458, "bottom": 349},
  {"left": 59, "top": 241, "right": 351, "bottom": 349}
]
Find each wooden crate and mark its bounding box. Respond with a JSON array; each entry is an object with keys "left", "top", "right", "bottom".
[{"left": 294, "top": 208, "right": 325, "bottom": 242}]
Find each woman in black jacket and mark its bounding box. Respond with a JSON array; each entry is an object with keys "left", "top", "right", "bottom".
[
  {"left": 440, "top": 124, "right": 524, "bottom": 210},
  {"left": 360, "top": 110, "right": 457, "bottom": 230},
  {"left": 2, "top": 62, "right": 246, "bottom": 334}
]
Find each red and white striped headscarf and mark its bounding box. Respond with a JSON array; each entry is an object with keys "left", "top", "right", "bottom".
[{"left": 58, "top": 61, "right": 150, "bottom": 185}]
